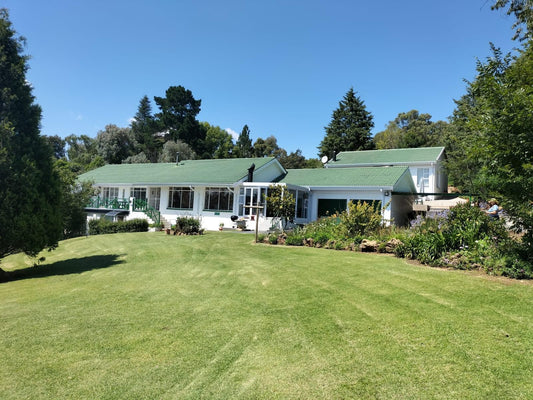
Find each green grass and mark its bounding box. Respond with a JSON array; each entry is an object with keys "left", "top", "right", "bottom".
[{"left": 1, "top": 232, "right": 532, "bottom": 399}]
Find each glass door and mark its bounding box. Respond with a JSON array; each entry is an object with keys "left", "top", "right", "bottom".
[{"left": 149, "top": 187, "right": 161, "bottom": 210}]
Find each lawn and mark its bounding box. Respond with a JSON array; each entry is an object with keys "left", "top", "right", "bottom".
[{"left": 1, "top": 232, "right": 532, "bottom": 399}]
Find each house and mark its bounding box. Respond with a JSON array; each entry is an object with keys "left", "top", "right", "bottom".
[
  {"left": 325, "top": 147, "right": 447, "bottom": 200},
  {"left": 79, "top": 156, "right": 417, "bottom": 231},
  {"left": 278, "top": 166, "right": 416, "bottom": 226}
]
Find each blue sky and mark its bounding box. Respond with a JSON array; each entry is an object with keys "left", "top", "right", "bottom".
[{"left": 3, "top": 0, "right": 519, "bottom": 158}]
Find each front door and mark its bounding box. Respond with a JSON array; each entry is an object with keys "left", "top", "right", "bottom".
[{"left": 149, "top": 187, "right": 161, "bottom": 210}]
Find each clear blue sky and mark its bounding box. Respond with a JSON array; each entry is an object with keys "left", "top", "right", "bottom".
[{"left": 3, "top": 0, "right": 519, "bottom": 158}]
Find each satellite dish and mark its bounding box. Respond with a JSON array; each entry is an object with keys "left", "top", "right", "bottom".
[{"left": 321, "top": 155, "right": 328, "bottom": 164}]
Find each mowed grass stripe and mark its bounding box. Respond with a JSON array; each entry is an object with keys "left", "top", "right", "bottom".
[{"left": 1, "top": 232, "right": 532, "bottom": 399}]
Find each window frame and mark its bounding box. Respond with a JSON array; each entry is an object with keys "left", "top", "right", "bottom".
[
  {"left": 204, "top": 187, "right": 234, "bottom": 212},
  {"left": 168, "top": 187, "right": 195, "bottom": 210}
]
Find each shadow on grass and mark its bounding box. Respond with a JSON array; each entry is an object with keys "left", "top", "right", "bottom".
[{"left": 0, "top": 254, "right": 125, "bottom": 283}]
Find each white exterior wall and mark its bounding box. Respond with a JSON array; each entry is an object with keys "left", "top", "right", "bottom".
[{"left": 307, "top": 189, "right": 393, "bottom": 225}]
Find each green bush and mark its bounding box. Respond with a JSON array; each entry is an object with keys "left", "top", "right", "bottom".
[
  {"left": 285, "top": 234, "right": 304, "bottom": 246},
  {"left": 268, "top": 234, "right": 278, "bottom": 245},
  {"left": 339, "top": 200, "right": 383, "bottom": 237},
  {"left": 395, "top": 232, "right": 446, "bottom": 265},
  {"left": 175, "top": 217, "right": 202, "bottom": 234},
  {"left": 89, "top": 218, "right": 149, "bottom": 235}
]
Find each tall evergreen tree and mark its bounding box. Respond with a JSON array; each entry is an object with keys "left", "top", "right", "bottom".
[
  {"left": 318, "top": 88, "right": 374, "bottom": 157},
  {"left": 154, "top": 86, "right": 205, "bottom": 154},
  {"left": 0, "top": 9, "right": 62, "bottom": 259},
  {"left": 131, "top": 95, "right": 160, "bottom": 162},
  {"left": 234, "top": 125, "right": 253, "bottom": 158}
]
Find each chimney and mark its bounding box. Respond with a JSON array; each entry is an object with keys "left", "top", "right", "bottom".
[{"left": 247, "top": 163, "right": 255, "bottom": 182}]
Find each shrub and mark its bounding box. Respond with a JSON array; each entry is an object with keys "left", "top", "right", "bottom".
[
  {"left": 268, "top": 234, "right": 278, "bottom": 245},
  {"left": 89, "top": 218, "right": 148, "bottom": 235},
  {"left": 285, "top": 234, "right": 304, "bottom": 246},
  {"left": 175, "top": 217, "right": 202, "bottom": 235},
  {"left": 339, "top": 200, "right": 383, "bottom": 237}
]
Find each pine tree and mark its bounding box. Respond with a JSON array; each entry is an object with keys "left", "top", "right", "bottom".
[
  {"left": 234, "top": 125, "right": 253, "bottom": 158},
  {"left": 318, "top": 88, "right": 374, "bottom": 157},
  {"left": 0, "top": 9, "right": 62, "bottom": 260},
  {"left": 131, "top": 95, "right": 160, "bottom": 162}
]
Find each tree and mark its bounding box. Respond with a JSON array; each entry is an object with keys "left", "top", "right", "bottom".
[
  {"left": 373, "top": 110, "right": 449, "bottom": 149},
  {"left": 44, "top": 135, "right": 66, "bottom": 159},
  {"left": 0, "top": 9, "right": 62, "bottom": 259},
  {"left": 448, "top": 43, "right": 533, "bottom": 259},
  {"left": 318, "top": 87, "right": 374, "bottom": 157},
  {"left": 131, "top": 95, "right": 160, "bottom": 162},
  {"left": 158, "top": 140, "right": 196, "bottom": 162},
  {"left": 95, "top": 124, "right": 135, "bottom": 164},
  {"left": 278, "top": 149, "right": 307, "bottom": 169},
  {"left": 234, "top": 125, "right": 253, "bottom": 158},
  {"left": 54, "top": 159, "right": 95, "bottom": 238},
  {"left": 123, "top": 152, "right": 150, "bottom": 164},
  {"left": 492, "top": 0, "right": 533, "bottom": 41},
  {"left": 201, "top": 122, "right": 234, "bottom": 159},
  {"left": 253, "top": 135, "right": 286, "bottom": 158},
  {"left": 154, "top": 86, "right": 205, "bottom": 154},
  {"left": 373, "top": 121, "right": 403, "bottom": 149},
  {"left": 265, "top": 184, "right": 296, "bottom": 231},
  {"left": 65, "top": 134, "right": 104, "bottom": 173}
]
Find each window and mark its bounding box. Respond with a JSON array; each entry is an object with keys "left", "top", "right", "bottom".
[
  {"left": 296, "top": 191, "right": 309, "bottom": 218},
  {"left": 204, "top": 187, "right": 234, "bottom": 211},
  {"left": 417, "top": 168, "right": 430, "bottom": 192},
  {"left": 132, "top": 187, "right": 147, "bottom": 200},
  {"left": 168, "top": 187, "right": 194, "bottom": 209},
  {"left": 103, "top": 187, "right": 119, "bottom": 199},
  {"left": 239, "top": 187, "right": 267, "bottom": 216}
]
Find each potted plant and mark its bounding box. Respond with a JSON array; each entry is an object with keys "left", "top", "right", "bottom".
[{"left": 219, "top": 222, "right": 224, "bottom": 231}]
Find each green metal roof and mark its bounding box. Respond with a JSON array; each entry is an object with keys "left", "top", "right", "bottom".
[
  {"left": 328, "top": 147, "right": 445, "bottom": 166},
  {"left": 279, "top": 166, "right": 411, "bottom": 188},
  {"left": 78, "top": 157, "right": 278, "bottom": 185}
]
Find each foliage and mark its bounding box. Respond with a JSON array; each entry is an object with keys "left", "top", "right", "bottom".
[
  {"left": 492, "top": 0, "right": 533, "bottom": 41},
  {"left": 55, "top": 159, "right": 95, "bottom": 238},
  {"left": 373, "top": 110, "right": 449, "bottom": 149},
  {"left": 174, "top": 217, "right": 202, "bottom": 234},
  {"left": 131, "top": 95, "right": 161, "bottom": 162},
  {"left": 44, "top": 135, "right": 66, "bottom": 159},
  {"left": 95, "top": 124, "right": 135, "bottom": 164},
  {"left": 0, "top": 9, "right": 63, "bottom": 259},
  {"left": 284, "top": 233, "right": 304, "bottom": 246},
  {"left": 88, "top": 218, "right": 149, "bottom": 235},
  {"left": 253, "top": 135, "right": 286, "bottom": 158},
  {"left": 154, "top": 85, "right": 205, "bottom": 154},
  {"left": 278, "top": 149, "right": 307, "bottom": 169},
  {"left": 264, "top": 185, "right": 296, "bottom": 231},
  {"left": 318, "top": 87, "right": 374, "bottom": 157},
  {"left": 447, "top": 43, "right": 533, "bottom": 259},
  {"left": 201, "top": 122, "right": 234, "bottom": 159},
  {"left": 64, "top": 134, "right": 104, "bottom": 173},
  {"left": 290, "top": 216, "right": 342, "bottom": 245},
  {"left": 122, "top": 151, "right": 150, "bottom": 164},
  {"left": 395, "top": 203, "right": 532, "bottom": 277},
  {"left": 158, "top": 140, "right": 196, "bottom": 162},
  {"left": 339, "top": 200, "right": 383, "bottom": 237},
  {"left": 234, "top": 125, "right": 253, "bottom": 158}
]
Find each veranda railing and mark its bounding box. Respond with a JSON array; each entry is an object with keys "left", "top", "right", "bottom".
[
  {"left": 132, "top": 198, "right": 161, "bottom": 225},
  {"left": 87, "top": 197, "right": 129, "bottom": 210}
]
